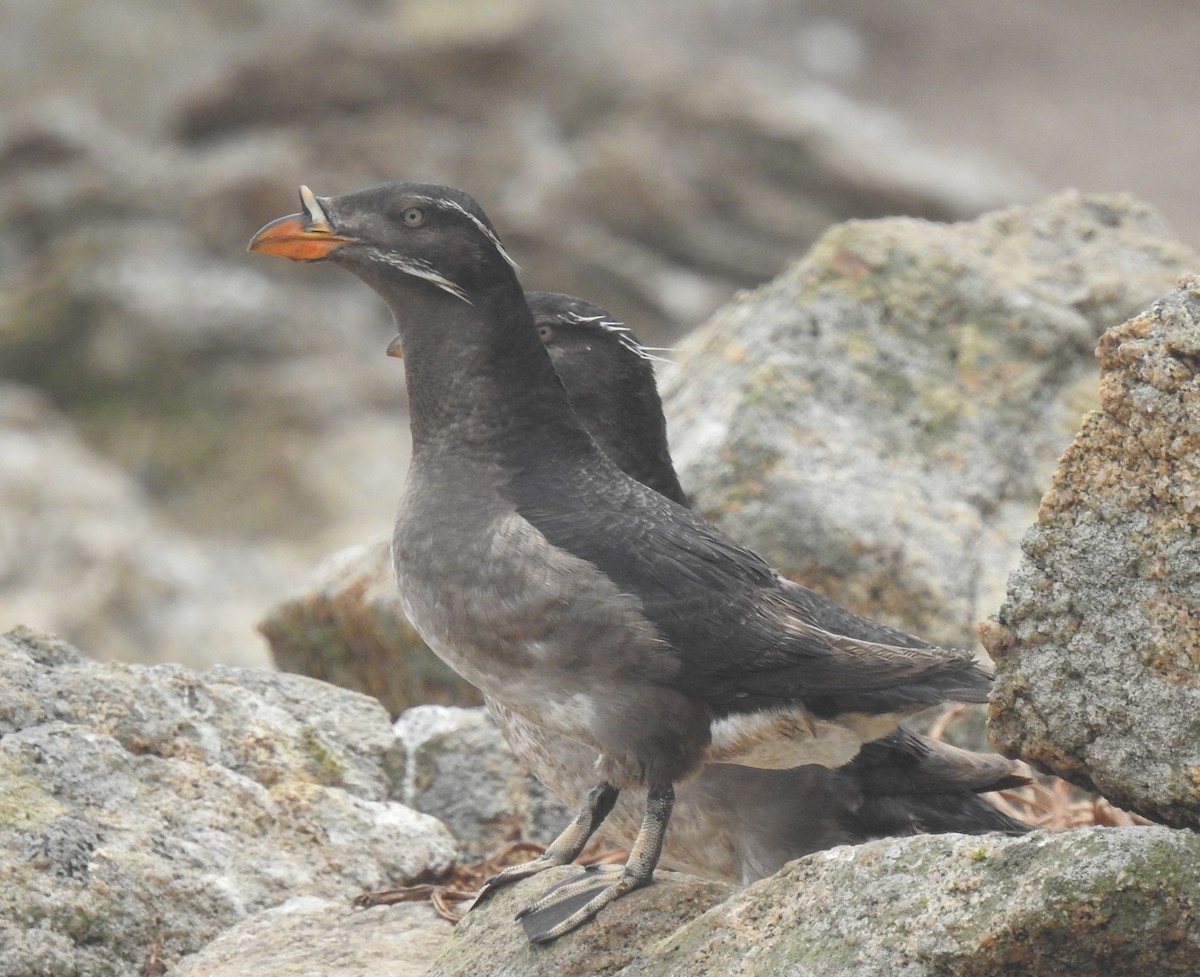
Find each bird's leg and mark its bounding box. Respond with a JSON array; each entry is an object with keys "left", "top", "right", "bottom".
[
  {"left": 472, "top": 782, "right": 619, "bottom": 904},
  {"left": 517, "top": 783, "right": 675, "bottom": 943}
]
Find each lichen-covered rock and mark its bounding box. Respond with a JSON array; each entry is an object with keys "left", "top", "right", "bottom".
[
  {"left": 0, "top": 626, "right": 456, "bottom": 977},
  {"left": 432, "top": 827, "right": 1200, "bottom": 977},
  {"left": 661, "top": 192, "right": 1200, "bottom": 648},
  {"left": 985, "top": 277, "right": 1200, "bottom": 828}
]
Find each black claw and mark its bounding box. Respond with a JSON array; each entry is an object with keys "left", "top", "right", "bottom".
[{"left": 472, "top": 869, "right": 525, "bottom": 909}]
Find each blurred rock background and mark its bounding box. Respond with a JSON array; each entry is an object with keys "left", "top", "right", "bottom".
[{"left": 1, "top": 0, "right": 1197, "bottom": 668}]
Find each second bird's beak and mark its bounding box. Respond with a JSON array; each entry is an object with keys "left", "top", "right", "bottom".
[
  {"left": 386, "top": 335, "right": 404, "bottom": 359},
  {"left": 248, "top": 185, "right": 354, "bottom": 261}
]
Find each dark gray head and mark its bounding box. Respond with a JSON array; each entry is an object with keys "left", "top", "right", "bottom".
[
  {"left": 251, "top": 183, "right": 585, "bottom": 456},
  {"left": 248, "top": 182, "right": 520, "bottom": 309},
  {"left": 526, "top": 291, "right": 688, "bottom": 507}
]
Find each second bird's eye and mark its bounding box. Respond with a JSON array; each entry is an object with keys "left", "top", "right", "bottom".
[
  {"left": 537, "top": 324, "right": 556, "bottom": 343},
  {"left": 402, "top": 207, "right": 425, "bottom": 227}
]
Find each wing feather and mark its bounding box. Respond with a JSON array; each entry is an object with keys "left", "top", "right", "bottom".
[{"left": 513, "top": 464, "right": 990, "bottom": 718}]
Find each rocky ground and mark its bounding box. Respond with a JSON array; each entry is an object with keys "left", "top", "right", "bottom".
[{"left": 4, "top": 624, "right": 1197, "bottom": 976}]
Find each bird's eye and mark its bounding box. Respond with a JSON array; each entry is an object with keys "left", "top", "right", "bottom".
[
  {"left": 402, "top": 207, "right": 425, "bottom": 227},
  {"left": 537, "top": 324, "right": 556, "bottom": 343}
]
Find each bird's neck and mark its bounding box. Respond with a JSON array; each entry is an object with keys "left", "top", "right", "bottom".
[
  {"left": 609, "top": 371, "right": 689, "bottom": 506},
  {"left": 392, "top": 286, "right": 595, "bottom": 470}
]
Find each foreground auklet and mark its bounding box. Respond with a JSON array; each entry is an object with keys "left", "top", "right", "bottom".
[{"left": 250, "top": 182, "right": 1005, "bottom": 943}]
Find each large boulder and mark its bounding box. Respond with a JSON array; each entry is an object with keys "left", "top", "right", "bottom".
[
  {"left": 986, "top": 277, "right": 1200, "bottom": 828},
  {"left": 0, "top": 626, "right": 456, "bottom": 977},
  {"left": 5, "top": 624, "right": 1193, "bottom": 975},
  {"left": 170, "top": 900, "right": 452, "bottom": 977},
  {"left": 663, "top": 192, "right": 1200, "bottom": 648}
]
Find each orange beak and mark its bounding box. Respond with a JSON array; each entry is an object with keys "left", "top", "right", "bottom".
[
  {"left": 386, "top": 335, "right": 404, "bottom": 359},
  {"left": 248, "top": 185, "right": 354, "bottom": 261}
]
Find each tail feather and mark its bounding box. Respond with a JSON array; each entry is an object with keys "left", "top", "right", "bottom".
[
  {"left": 846, "top": 726, "right": 1032, "bottom": 838},
  {"left": 853, "top": 791, "right": 1032, "bottom": 839},
  {"left": 719, "top": 615, "right": 996, "bottom": 718}
]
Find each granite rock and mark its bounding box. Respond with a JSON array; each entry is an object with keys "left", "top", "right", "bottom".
[
  {"left": 431, "top": 827, "right": 1200, "bottom": 977},
  {"left": 985, "top": 277, "right": 1200, "bottom": 828},
  {"left": 661, "top": 192, "right": 1200, "bottom": 649},
  {"left": 0, "top": 626, "right": 455, "bottom": 977},
  {"left": 170, "top": 899, "right": 453, "bottom": 977}
]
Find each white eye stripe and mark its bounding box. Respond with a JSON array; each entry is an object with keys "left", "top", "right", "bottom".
[
  {"left": 555, "top": 311, "right": 674, "bottom": 363},
  {"left": 407, "top": 195, "right": 520, "bottom": 272},
  {"left": 617, "top": 335, "right": 673, "bottom": 363},
  {"left": 369, "top": 248, "right": 472, "bottom": 305}
]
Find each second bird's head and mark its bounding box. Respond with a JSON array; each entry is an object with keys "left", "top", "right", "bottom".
[{"left": 248, "top": 182, "right": 520, "bottom": 306}]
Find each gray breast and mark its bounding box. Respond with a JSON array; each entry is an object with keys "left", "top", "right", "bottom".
[{"left": 393, "top": 504, "right": 713, "bottom": 788}]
